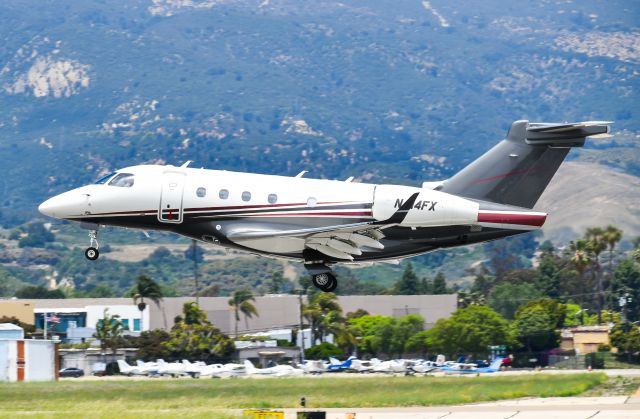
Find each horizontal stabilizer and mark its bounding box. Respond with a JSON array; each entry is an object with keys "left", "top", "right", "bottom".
[{"left": 525, "top": 121, "right": 611, "bottom": 146}]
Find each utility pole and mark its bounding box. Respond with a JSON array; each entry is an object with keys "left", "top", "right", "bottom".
[
  {"left": 192, "top": 239, "right": 200, "bottom": 306},
  {"left": 298, "top": 289, "right": 305, "bottom": 363},
  {"left": 43, "top": 312, "right": 47, "bottom": 340},
  {"left": 620, "top": 292, "right": 632, "bottom": 323}
]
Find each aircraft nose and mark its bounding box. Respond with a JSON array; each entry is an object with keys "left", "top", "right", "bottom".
[{"left": 38, "top": 191, "right": 88, "bottom": 219}]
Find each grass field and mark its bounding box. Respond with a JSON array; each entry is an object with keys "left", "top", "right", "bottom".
[{"left": 0, "top": 374, "right": 607, "bottom": 418}]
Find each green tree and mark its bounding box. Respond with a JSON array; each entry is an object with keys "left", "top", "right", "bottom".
[
  {"left": 347, "top": 315, "right": 394, "bottom": 357},
  {"left": 394, "top": 263, "right": 420, "bottom": 295},
  {"left": 304, "top": 342, "right": 343, "bottom": 359},
  {"left": 610, "top": 322, "right": 640, "bottom": 355},
  {"left": 426, "top": 305, "right": 510, "bottom": 358},
  {"left": 612, "top": 260, "right": 640, "bottom": 322},
  {"left": 93, "top": 308, "right": 128, "bottom": 355},
  {"left": 15, "top": 285, "right": 66, "bottom": 299},
  {"left": 488, "top": 282, "right": 542, "bottom": 319},
  {"left": 405, "top": 330, "right": 430, "bottom": 357},
  {"left": 86, "top": 284, "right": 115, "bottom": 298},
  {"left": 512, "top": 299, "right": 565, "bottom": 352},
  {"left": 131, "top": 274, "right": 165, "bottom": 328},
  {"left": 135, "top": 329, "right": 171, "bottom": 360},
  {"left": 586, "top": 227, "right": 608, "bottom": 323},
  {"left": 457, "top": 289, "right": 486, "bottom": 308},
  {"left": 18, "top": 222, "right": 55, "bottom": 248},
  {"left": 390, "top": 314, "right": 424, "bottom": 357},
  {"left": 269, "top": 271, "right": 286, "bottom": 294},
  {"left": 304, "top": 292, "right": 344, "bottom": 344},
  {"left": 162, "top": 303, "right": 234, "bottom": 362},
  {"left": 431, "top": 272, "right": 448, "bottom": 294},
  {"left": 228, "top": 289, "right": 258, "bottom": 337},
  {"left": 536, "top": 254, "right": 564, "bottom": 299},
  {"left": 131, "top": 275, "right": 164, "bottom": 311}
]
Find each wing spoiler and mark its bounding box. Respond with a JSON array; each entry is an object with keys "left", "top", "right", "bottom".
[{"left": 525, "top": 121, "right": 612, "bottom": 146}]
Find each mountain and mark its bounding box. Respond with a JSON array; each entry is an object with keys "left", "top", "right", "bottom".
[
  {"left": 0, "top": 0, "right": 638, "bottom": 226},
  {"left": 0, "top": 0, "right": 638, "bottom": 296},
  {"left": 536, "top": 162, "right": 640, "bottom": 243}
]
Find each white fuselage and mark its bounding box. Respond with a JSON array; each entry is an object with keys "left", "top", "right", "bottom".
[{"left": 39, "top": 164, "right": 546, "bottom": 264}]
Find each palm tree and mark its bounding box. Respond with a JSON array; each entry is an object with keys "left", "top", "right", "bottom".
[
  {"left": 603, "top": 225, "right": 623, "bottom": 310},
  {"left": 586, "top": 228, "right": 608, "bottom": 323},
  {"left": 569, "top": 239, "right": 592, "bottom": 277},
  {"left": 303, "top": 293, "right": 343, "bottom": 344},
  {"left": 132, "top": 274, "right": 165, "bottom": 328},
  {"left": 228, "top": 289, "right": 259, "bottom": 337}
]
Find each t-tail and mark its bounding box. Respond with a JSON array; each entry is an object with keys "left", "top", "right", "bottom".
[{"left": 439, "top": 120, "right": 612, "bottom": 209}]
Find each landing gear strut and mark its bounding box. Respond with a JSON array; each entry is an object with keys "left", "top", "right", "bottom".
[
  {"left": 305, "top": 262, "right": 338, "bottom": 292},
  {"left": 85, "top": 229, "right": 100, "bottom": 261}
]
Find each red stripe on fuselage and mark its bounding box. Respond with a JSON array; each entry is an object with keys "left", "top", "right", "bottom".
[
  {"left": 183, "top": 201, "right": 356, "bottom": 212},
  {"left": 471, "top": 168, "right": 532, "bottom": 184},
  {"left": 243, "top": 211, "right": 373, "bottom": 217},
  {"left": 477, "top": 212, "right": 546, "bottom": 227}
]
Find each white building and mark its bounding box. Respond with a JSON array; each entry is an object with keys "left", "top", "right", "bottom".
[{"left": 0, "top": 323, "right": 24, "bottom": 340}]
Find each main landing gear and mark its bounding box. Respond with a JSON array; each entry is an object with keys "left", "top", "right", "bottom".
[
  {"left": 85, "top": 229, "right": 100, "bottom": 261},
  {"left": 306, "top": 263, "right": 338, "bottom": 292},
  {"left": 311, "top": 272, "right": 338, "bottom": 293}
]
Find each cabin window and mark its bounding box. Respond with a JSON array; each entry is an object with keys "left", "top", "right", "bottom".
[
  {"left": 196, "top": 187, "right": 206, "bottom": 198},
  {"left": 268, "top": 194, "right": 277, "bottom": 204},
  {"left": 307, "top": 197, "right": 317, "bottom": 207},
  {"left": 242, "top": 191, "right": 251, "bottom": 202},
  {"left": 219, "top": 189, "right": 229, "bottom": 199},
  {"left": 108, "top": 173, "right": 135, "bottom": 188}
]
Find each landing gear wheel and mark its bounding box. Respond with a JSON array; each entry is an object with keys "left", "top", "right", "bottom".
[
  {"left": 311, "top": 272, "right": 338, "bottom": 292},
  {"left": 324, "top": 276, "right": 338, "bottom": 292},
  {"left": 85, "top": 247, "right": 99, "bottom": 261}
]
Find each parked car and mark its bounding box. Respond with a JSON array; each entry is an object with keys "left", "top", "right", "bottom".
[{"left": 59, "top": 367, "right": 84, "bottom": 378}]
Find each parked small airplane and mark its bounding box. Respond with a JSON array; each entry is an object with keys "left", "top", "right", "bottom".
[
  {"left": 243, "top": 360, "right": 303, "bottom": 377},
  {"left": 439, "top": 357, "right": 505, "bottom": 374},
  {"left": 116, "top": 360, "right": 147, "bottom": 376},
  {"left": 326, "top": 356, "right": 356, "bottom": 372},
  {"left": 38, "top": 120, "right": 610, "bottom": 291}
]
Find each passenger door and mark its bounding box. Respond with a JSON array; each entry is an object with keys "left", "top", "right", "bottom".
[{"left": 158, "top": 171, "right": 186, "bottom": 223}]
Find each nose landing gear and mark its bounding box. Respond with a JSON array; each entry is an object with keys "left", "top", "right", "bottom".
[{"left": 85, "top": 229, "right": 100, "bottom": 261}]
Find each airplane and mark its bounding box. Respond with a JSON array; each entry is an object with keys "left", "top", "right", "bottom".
[
  {"left": 38, "top": 120, "right": 611, "bottom": 292},
  {"left": 438, "top": 357, "right": 505, "bottom": 374},
  {"left": 325, "top": 356, "right": 355, "bottom": 372},
  {"left": 116, "top": 360, "right": 148, "bottom": 376},
  {"left": 243, "top": 360, "right": 304, "bottom": 377}
]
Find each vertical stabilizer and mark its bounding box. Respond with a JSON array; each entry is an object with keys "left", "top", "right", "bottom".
[{"left": 439, "top": 120, "right": 611, "bottom": 208}]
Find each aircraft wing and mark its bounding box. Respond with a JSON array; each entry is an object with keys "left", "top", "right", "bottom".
[
  {"left": 227, "top": 222, "right": 386, "bottom": 261},
  {"left": 225, "top": 193, "right": 422, "bottom": 261}
]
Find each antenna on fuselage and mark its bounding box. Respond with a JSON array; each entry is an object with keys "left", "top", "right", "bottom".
[
  {"left": 180, "top": 161, "right": 192, "bottom": 168},
  {"left": 295, "top": 170, "right": 308, "bottom": 178}
]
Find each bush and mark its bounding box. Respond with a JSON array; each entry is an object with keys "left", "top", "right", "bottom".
[
  {"left": 304, "top": 342, "right": 343, "bottom": 360},
  {"left": 598, "top": 343, "right": 611, "bottom": 352},
  {"left": 585, "top": 352, "right": 605, "bottom": 369}
]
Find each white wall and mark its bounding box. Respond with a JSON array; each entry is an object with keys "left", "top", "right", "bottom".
[
  {"left": 25, "top": 340, "right": 55, "bottom": 381},
  {"left": 86, "top": 305, "right": 149, "bottom": 332}
]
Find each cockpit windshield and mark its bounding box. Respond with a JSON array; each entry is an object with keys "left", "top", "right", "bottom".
[
  {"left": 94, "top": 173, "right": 116, "bottom": 184},
  {"left": 108, "top": 173, "right": 135, "bottom": 188}
]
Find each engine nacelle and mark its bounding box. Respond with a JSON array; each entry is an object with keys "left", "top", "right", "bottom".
[{"left": 372, "top": 184, "right": 479, "bottom": 227}]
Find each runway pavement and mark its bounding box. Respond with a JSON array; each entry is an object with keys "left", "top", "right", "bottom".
[{"left": 261, "top": 394, "right": 640, "bottom": 419}]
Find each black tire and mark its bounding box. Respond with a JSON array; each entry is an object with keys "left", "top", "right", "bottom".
[
  {"left": 311, "top": 273, "right": 331, "bottom": 289},
  {"left": 324, "top": 276, "right": 338, "bottom": 292},
  {"left": 85, "top": 247, "right": 99, "bottom": 261},
  {"left": 312, "top": 273, "right": 337, "bottom": 292}
]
